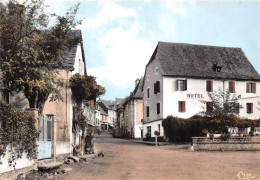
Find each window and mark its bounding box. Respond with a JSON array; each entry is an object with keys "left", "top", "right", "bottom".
[
  {"left": 246, "top": 103, "right": 253, "bottom": 113},
  {"left": 178, "top": 101, "right": 186, "bottom": 112},
  {"left": 246, "top": 82, "right": 256, "bottom": 93},
  {"left": 229, "top": 81, "right": 235, "bottom": 93},
  {"left": 146, "top": 126, "right": 151, "bottom": 138},
  {"left": 206, "top": 80, "right": 213, "bottom": 92},
  {"left": 146, "top": 106, "right": 150, "bottom": 117},
  {"left": 236, "top": 103, "right": 240, "bottom": 114},
  {"left": 147, "top": 88, "right": 150, "bottom": 98},
  {"left": 177, "top": 79, "right": 187, "bottom": 91},
  {"left": 206, "top": 102, "right": 213, "bottom": 112},
  {"left": 154, "top": 81, "right": 160, "bottom": 94},
  {"left": 157, "top": 102, "right": 160, "bottom": 114}
]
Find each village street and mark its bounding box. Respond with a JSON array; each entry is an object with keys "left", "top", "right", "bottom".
[{"left": 55, "top": 132, "right": 260, "bottom": 180}]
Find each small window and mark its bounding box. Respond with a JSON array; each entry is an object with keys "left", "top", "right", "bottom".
[
  {"left": 154, "top": 81, "right": 160, "bottom": 94},
  {"left": 177, "top": 79, "right": 187, "bottom": 91},
  {"left": 229, "top": 81, "right": 235, "bottom": 93},
  {"left": 147, "top": 88, "right": 150, "bottom": 98},
  {"left": 246, "top": 82, "right": 256, "bottom": 93},
  {"left": 246, "top": 103, "right": 253, "bottom": 113},
  {"left": 146, "top": 106, "right": 150, "bottom": 117},
  {"left": 206, "top": 80, "right": 213, "bottom": 92},
  {"left": 157, "top": 102, "right": 160, "bottom": 114},
  {"left": 206, "top": 102, "right": 213, "bottom": 112},
  {"left": 178, "top": 101, "right": 185, "bottom": 112},
  {"left": 235, "top": 103, "right": 240, "bottom": 114}
]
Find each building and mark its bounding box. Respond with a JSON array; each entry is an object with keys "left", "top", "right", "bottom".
[
  {"left": 142, "top": 42, "right": 260, "bottom": 139},
  {"left": 98, "top": 99, "right": 117, "bottom": 130},
  {"left": 96, "top": 103, "right": 109, "bottom": 131},
  {"left": 0, "top": 30, "right": 87, "bottom": 173},
  {"left": 122, "top": 78, "right": 144, "bottom": 138}
]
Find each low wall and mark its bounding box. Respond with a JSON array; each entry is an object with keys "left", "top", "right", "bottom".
[
  {"left": 192, "top": 137, "right": 260, "bottom": 151},
  {"left": 0, "top": 146, "right": 34, "bottom": 174},
  {"left": 56, "top": 141, "right": 71, "bottom": 155}
]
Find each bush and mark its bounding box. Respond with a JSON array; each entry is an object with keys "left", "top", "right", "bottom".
[{"left": 162, "top": 115, "right": 260, "bottom": 142}]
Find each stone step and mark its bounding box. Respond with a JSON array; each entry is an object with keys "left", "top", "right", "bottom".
[{"left": 37, "top": 161, "right": 63, "bottom": 170}]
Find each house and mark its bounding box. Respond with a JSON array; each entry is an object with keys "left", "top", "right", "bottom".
[
  {"left": 96, "top": 103, "right": 109, "bottom": 131},
  {"left": 122, "top": 78, "right": 144, "bottom": 138},
  {"left": 142, "top": 42, "right": 260, "bottom": 139},
  {"left": 98, "top": 99, "right": 117, "bottom": 130},
  {"left": 0, "top": 29, "right": 87, "bottom": 173}
]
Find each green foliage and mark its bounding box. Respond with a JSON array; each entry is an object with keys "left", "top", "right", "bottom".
[
  {"left": 69, "top": 73, "right": 105, "bottom": 104},
  {"left": 0, "top": 0, "right": 82, "bottom": 113},
  {"left": 0, "top": 102, "right": 38, "bottom": 164},
  {"left": 162, "top": 115, "right": 260, "bottom": 142}
]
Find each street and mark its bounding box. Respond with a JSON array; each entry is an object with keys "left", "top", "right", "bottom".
[{"left": 60, "top": 132, "right": 260, "bottom": 180}]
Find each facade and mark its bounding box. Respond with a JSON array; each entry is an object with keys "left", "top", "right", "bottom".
[
  {"left": 122, "top": 78, "right": 144, "bottom": 138},
  {"left": 96, "top": 103, "right": 109, "bottom": 131},
  {"left": 98, "top": 99, "right": 117, "bottom": 130},
  {"left": 142, "top": 42, "right": 260, "bottom": 139},
  {"left": 0, "top": 30, "right": 88, "bottom": 173}
]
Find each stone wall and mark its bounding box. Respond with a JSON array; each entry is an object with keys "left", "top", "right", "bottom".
[{"left": 192, "top": 137, "right": 260, "bottom": 151}]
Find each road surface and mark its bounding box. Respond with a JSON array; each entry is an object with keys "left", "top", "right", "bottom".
[{"left": 61, "top": 131, "right": 260, "bottom": 180}]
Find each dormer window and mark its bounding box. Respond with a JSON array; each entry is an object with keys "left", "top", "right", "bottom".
[{"left": 213, "top": 63, "right": 222, "bottom": 72}]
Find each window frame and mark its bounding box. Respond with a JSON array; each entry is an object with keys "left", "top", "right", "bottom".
[
  {"left": 206, "top": 80, "right": 213, "bottom": 92},
  {"left": 178, "top": 101, "right": 186, "bottom": 112},
  {"left": 154, "top": 81, "right": 160, "bottom": 94},
  {"left": 229, "top": 81, "right": 235, "bottom": 93},
  {"left": 157, "top": 102, "right": 160, "bottom": 114},
  {"left": 177, "top": 79, "right": 187, "bottom": 91},
  {"left": 246, "top": 103, "right": 253, "bottom": 113},
  {"left": 206, "top": 101, "right": 213, "bottom": 113},
  {"left": 246, "top": 82, "right": 256, "bottom": 93}
]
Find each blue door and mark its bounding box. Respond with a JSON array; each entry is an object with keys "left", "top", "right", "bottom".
[{"left": 38, "top": 115, "right": 53, "bottom": 159}]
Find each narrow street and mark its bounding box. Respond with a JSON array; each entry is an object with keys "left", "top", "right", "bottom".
[{"left": 59, "top": 132, "right": 260, "bottom": 180}]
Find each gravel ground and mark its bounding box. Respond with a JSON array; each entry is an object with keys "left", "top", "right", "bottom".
[{"left": 58, "top": 132, "right": 260, "bottom": 180}]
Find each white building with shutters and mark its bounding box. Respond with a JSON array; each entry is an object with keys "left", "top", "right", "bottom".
[{"left": 142, "top": 42, "right": 260, "bottom": 139}]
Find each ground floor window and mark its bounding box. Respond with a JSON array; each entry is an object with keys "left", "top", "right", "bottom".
[
  {"left": 146, "top": 126, "right": 151, "bottom": 138},
  {"left": 246, "top": 103, "right": 253, "bottom": 113},
  {"left": 178, "top": 101, "right": 186, "bottom": 112}
]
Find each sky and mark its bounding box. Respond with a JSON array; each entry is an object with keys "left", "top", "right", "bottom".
[{"left": 3, "top": 0, "right": 260, "bottom": 101}]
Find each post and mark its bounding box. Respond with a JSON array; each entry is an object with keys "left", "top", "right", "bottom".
[{"left": 155, "top": 135, "right": 158, "bottom": 146}]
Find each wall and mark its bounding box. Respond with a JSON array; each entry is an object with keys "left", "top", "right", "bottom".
[
  {"left": 192, "top": 137, "right": 260, "bottom": 151},
  {"left": 133, "top": 99, "right": 143, "bottom": 138},
  {"left": 143, "top": 120, "right": 164, "bottom": 138},
  {"left": 0, "top": 146, "right": 34, "bottom": 174},
  {"left": 163, "top": 77, "right": 260, "bottom": 119}
]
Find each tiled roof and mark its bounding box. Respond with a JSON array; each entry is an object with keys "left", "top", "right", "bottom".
[{"left": 147, "top": 42, "right": 260, "bottom": 81}]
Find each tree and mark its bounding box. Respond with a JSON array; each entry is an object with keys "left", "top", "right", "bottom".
[
  {"left": 201, "top": 89, "right": 241, "bottom": 133},
  {"left": 0, "top": 0, "right": 82, "bottom": 114},
  {"left": 69, "top": 73, "right": 105, "bottom": 131}
]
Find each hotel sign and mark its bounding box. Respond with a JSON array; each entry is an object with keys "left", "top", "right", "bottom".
[{"left": 187, "top": 94, "right": 205, "bottom": 99}]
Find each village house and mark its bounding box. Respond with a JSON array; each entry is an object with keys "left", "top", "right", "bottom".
[
  {"left": 96, "top": 103, "right": 109, "bottom": 131},
  {"left": 142, "top": 42, "right": 260, "bottom": 139},
  {"left": 122, "top": 78, "right": 144, "bottom": 138},
  {"left": 98, "top": 99, "right": 117, "bottom": 130},
  {"left": 0, "top": 30, "right": 89, "bottom": 173}
]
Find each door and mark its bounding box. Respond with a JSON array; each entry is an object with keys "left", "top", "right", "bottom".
[{"left": 38, "top": 115, "right": 53, "bottom": 159}]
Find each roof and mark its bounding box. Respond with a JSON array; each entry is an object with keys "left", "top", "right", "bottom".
[
  {"left": 41, "top": 29, "right": 86, "bottom": 72},
  {"left": 97, "top": 104, "right": 108, "bottom": 116},
  {"left": 123, "top": 77, "right": 144, "bottom": 107},
  {"left": 147, "top": 42, "right": 260, "bottom": 81}
]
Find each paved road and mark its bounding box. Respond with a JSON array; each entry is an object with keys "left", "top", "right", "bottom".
[{"left": 63, "top": 131, "right": 260, "bottom": 180}]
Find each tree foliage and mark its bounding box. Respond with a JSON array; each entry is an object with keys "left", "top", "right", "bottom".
[
  {"left": 0, "top": 102, "right": 38, "bottom": 164},
  {"left": 0, "top": 0, "right": 82, "bottom": 113},
  {"left": 69, "top": 73, "right": 105, "bottom": 105}
]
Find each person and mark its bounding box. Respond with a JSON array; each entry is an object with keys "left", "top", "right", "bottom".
[{"left": 98, "top": 129, "right": 101, "bottom": 135}]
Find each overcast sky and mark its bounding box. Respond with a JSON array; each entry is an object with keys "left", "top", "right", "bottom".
[{"left": 5, "top": 0, "right": 260, "bottom": 101}]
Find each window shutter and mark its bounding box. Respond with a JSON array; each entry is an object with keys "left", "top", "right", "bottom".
[
  {"left": 184, "top": 80, "right": 187, "bottom": 91},
  {"left": 157, "top": 81, "right": 160, "bottom": 93},
  {"left": 147, "top": 88, "right": 149, "bottom": 98},
  {"left": 154, "top": 83, "right": 156, "bottom": 94},
  {"left": 253, "top": 83, "right": 256, "bottom": 93},
  {"left": 147, "top": 106, "right": 149, "bottom": 117},
  {"left": 178, "top": 101, "right": 181, "bottom": 112},
  {"left": 157, "top": 103, "right": 160, "bottom": 114},
  {"left": 251, "top": 103, "right": 253, "bottom": 113},
  {"left": 229, "top": 81, "right": 232, "bottom": 92},
  {"left": 210, "top": 80, "right": 213, "bottom": 92},
  {"left": 183, "top": 101, "right": 186, "bottom": 112},
  {"left": 246, "top": 82, "right": 249, "bottom": 93},
  {"left": 236, "top": 103, "right": 239, "bottom": 113},
  {"left": 177, "top": 80, "right": 179, "bottom": 91}
]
